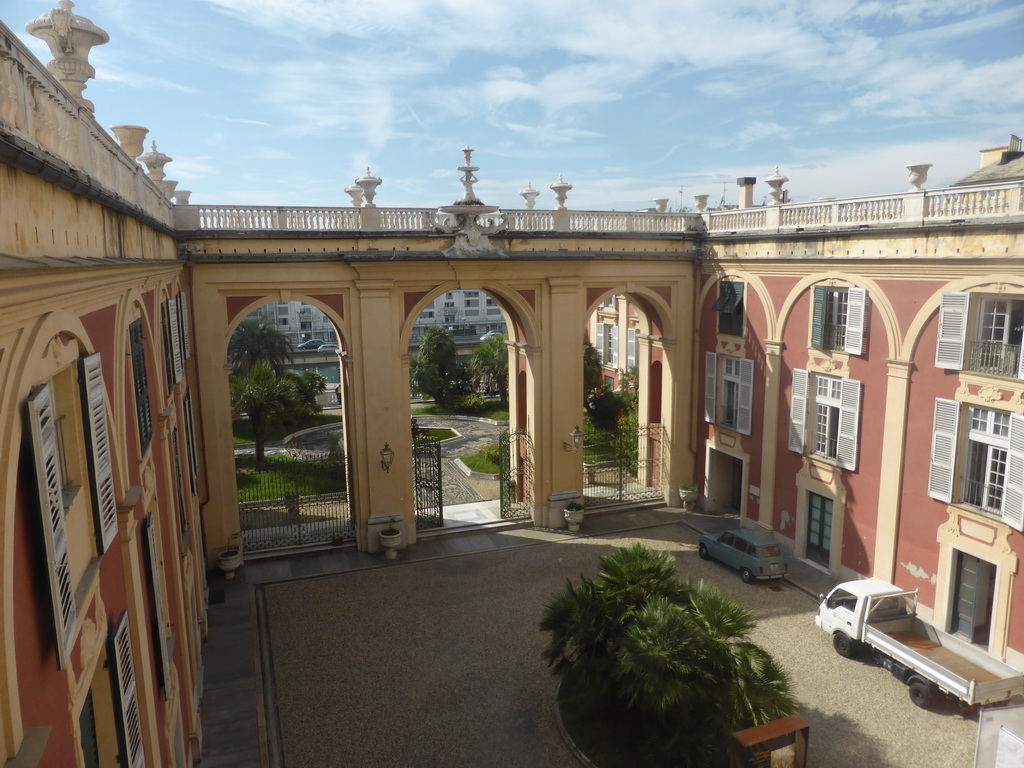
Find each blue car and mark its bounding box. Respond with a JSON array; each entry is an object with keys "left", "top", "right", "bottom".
[{"left": 698, "top": 528, "right": 788, "bottom": 583}]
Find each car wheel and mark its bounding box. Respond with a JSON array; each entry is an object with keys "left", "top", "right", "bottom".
[
  {"left": 739, "top": 567, "right": 755, "bottom": 584},
  {"left": 698, "top": 543, "right": 710, "bottom": 560},
  {"left": 832, "top": 631, "right": 855, "bottom": 658},
  {"left": 908, "top": 678, "right": 934, "bottom": 709}
]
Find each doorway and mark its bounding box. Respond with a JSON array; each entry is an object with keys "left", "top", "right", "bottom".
[
  {"left": 707, "top": 448, "right": 745, "bottom": 514},
  {"left": 951, "top": 551, "right": 996, "bottom": 646},
  {"left": 806, "top": 492, "right": 833, "bottom": 568}
]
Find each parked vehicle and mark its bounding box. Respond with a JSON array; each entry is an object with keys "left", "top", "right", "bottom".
[
  {"left": 697, "top": 528, "right": 788, "bottom": 583},
  {"left": 318, "top": 343, "right": 340, "bottom": 352},
  {"left": 480, "top": 330, "right": 504, "bottom": 341},
  {"left": 816, "top": 579, "right": 1024, "bottom": 710},
  {"left": 296, "top": 338, "right": 326, "bottom": 350}
]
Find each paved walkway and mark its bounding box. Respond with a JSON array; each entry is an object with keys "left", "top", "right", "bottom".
[{"left": 199, "top": 503, "right": 846, "bottom": 767}]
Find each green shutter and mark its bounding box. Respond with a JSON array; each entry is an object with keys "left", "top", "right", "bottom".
[{"left": 811, "top": 286, "right": 826, "bottom": 350}]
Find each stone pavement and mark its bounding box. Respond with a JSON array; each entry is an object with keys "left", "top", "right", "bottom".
[{"left": 199, "top": 503, "right": 846, "bottom": 767}]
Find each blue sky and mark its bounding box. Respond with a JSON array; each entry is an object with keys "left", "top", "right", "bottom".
[{"left": 5, "top": 0, "right": 1023, "bottom": 210}]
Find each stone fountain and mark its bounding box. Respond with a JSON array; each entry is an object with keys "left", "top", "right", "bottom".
[{"left": 435, "top": 147, "right": 506, "bottom": 257}]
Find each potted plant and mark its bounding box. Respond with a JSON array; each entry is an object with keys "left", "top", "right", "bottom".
[
  {"left": 217, "top": 535, "right": 243, "bottom": 579},
  {"left": 379, "top": 525, "right": 402, "bottom": 560},
  {"left": 564, "top": 501, "right": 585, "bottom": 532},
  {"left": 678, "top": 483, "right": 699, "bottom": 509}
]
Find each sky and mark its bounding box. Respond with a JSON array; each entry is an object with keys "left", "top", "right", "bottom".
[{"left": 4, "top": 0, "right": 1023, "bottom": 211}]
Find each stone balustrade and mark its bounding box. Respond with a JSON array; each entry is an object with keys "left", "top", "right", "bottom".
[
  {"left": 0, "top": 21, "right": 172, "bottom": 224},
  {"left": 707, "top": 182, "right": 1023, "bottom": 234}
]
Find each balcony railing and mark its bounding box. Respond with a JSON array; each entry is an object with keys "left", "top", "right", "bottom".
[
  {"left": 966, "top": 340, "right": 1022, "bottom": 378},
  {"left": 961, "top": 477, "right": 1004, "bottom": 515}
]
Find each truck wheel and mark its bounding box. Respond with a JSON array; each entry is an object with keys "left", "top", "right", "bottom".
[
  {"left": 832, "top": 632, "right": 855, "bottom": 658},
  {"left": 740, "top": 567, "right": 755, "bottom": 584},
  {"left": 698, "top": 543, "right": 710, "bottom": 560},
  {"left": 908, "top": 678, "right": 934, "bottom": 709}
]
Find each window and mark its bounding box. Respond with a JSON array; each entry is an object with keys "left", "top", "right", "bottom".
[
  {"left": 929, "top": 399, "right": 1024, "bottom": 531},
  {"left": 595, "top": 323, "right": 618, "bottom": 366},
  {"left": 704, "top": 353, "right": 754, "bottom": 435},
  {"left": 129, "top": 320, "right": 153, "bottom": 453},
  {"left": 813, "top": 375, "right": 843, "bottom": 459},
  {"left": 789, "top": 370, "right": 861, "bottom": 470},
  {"left": 713, "top": 281, "right": 744, "bottom": 337},
  {"left": 144, "top": 514, "right": 172, "bottom": 695},
  {"left": 443, "top": 301, "right": 456, "bottom": 308},
  {"left": 811, "top": 286, "right": 866, "bottom": 354},
  {"left": 464, "top": 299, "right": 479, "bottom": 308},
  {"left": 627, "top": 328, "right": 637, "bottom": 369},
  {"left": 110, "top": 611, "right": 146, "bottom": 768},
  {"left": 937, "top": 292, "right": 1024, "bottom": 378}
]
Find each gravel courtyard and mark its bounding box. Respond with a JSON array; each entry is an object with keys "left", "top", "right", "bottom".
[{"left": 262, "top": 524, "right": 977, "bottom": 767}]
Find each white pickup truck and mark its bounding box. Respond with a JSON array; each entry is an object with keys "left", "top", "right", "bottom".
[{"left": 816, "top": 579, "right": 1024, "bottom": 710}]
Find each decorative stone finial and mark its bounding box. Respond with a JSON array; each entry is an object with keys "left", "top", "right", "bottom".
[
  {"left": 765, "top": 166, "right": 789, "bottom": 205},
  {"left": 454, "top": 147, "right": 483, "bottom": 205},
  {"left": 26, "top": 1, "right": 109, "bottom": 113},
  {"left": 520, "top": 182, "right": 540, "bottom": 210},
  {"left": 550, "top": 174, "right": 573, "bottom": 211},
  {"left": 652, "top": 198, "right": 670, "bottom": 213},
  {"left": 355, "top": 168, "right": 382, "bottom": 207},
  {"left": 905, "top": 163, "right": 932, "bottom": 191},
  {"left": 173, "top": 190, "right": 192, "bottom": 205},
  {"left": 138, "top": 141, "right": 172, "bottom": 182},
  {"left": 693, "top": 194, "right": 709, "bottom": 212}
]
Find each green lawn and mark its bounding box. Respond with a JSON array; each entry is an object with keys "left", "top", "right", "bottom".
[
  {"left": 235, "top": 454, "right": 345, "bottom": 501},
  {"left": 411, "top": 402, "right": 509, "bottom": 421},
  {"left": 461, "top": 452, "right": 499, "bottom": 474},
  {"left": 232, "top": 413, "right": 343, "bottom": 445},
  {"left": 420, "top": 428, "right": 457, "bottom": 440}
]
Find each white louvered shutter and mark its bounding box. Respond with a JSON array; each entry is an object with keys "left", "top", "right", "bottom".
[
  {"left": 737, "top": 358, "right": 754, "bottom": 435},
  {"left": 1004, "top": 413, "right": 1024, "bottom": 532},
  {"left": 167, "top": 298, "right": 184, "bottom": 383},
  {"left": 704, "top": 352, "right": 717, "bottom": 423},
  {"left": 627, "top": 328, "right": 637, "bottom": 369},
  {"left": 145, "top": 515, "right": 172, "bottom": 693},
  {"left": 79, "top": 354, "right": 118, "bottom": 552},
  {"left": 596, "top": 323, "right": 605, "bottom": 364},
  {"left": 935, "top": 292, "right": 969, "bottom": 370},
  {"left": 844, "top": 288, "right": 866, "bottom": 355},
  {"left": 27, "top": 380, "right": 77, "bottom": 668},
  {"left": 789, "top": 369, "right": 808, "bottom": 453},
  {"left": 928, "top": 398, "right": 960, "bottom": 502},
  {"left": 836, "top": 378, "right": 862, "bottom": 471},
  {"left": 610, "top": 325, "right": 619, "bottom": 367},
  {"left": 178, "top": 292, "right": 192, "bottom": 359},
  {"left": 111, "top": 612, "right": 146, "bottom": 768}
]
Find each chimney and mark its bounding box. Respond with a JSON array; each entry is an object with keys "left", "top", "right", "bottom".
[
  {"left": 979, "top": 135, "right": 1022, "bottom": 168},
  {"left": 736, "top": 177, "right": 756, "bottom": 209}
]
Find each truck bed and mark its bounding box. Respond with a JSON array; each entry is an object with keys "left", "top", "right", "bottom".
[{"left": 867, "top": 617, "right": 1024, "bottom": 705}]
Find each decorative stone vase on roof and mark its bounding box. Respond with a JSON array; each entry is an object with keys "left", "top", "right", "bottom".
[
  {"left": 519, "top": 182, "right": 540, "bottom": 210},
  {"left": 905, "top": 164, "right": 932, "bottom": 191},
  {"left": 344, "top": 185, "right": 365, "bottom": 208},
  {"left": 355, "top": 168, "right": 382, "bottom": 207},
  {"left": 26, "top": 1, "right": 109, "bottom": 113},
  {"left": 693, "top": 194, "right": 709, "bottom": 212},
  {"left": 138, "top": 141, "right": 172, "bottom": 182},
  {"left": 765, "top": 166, "right": 789, "bottom": 205},
  {"left": 550, "top": 174, "right": 573, "bottom": 210},
  {"left": 110, "top": 125, "right": 149, "bottom": 160}
]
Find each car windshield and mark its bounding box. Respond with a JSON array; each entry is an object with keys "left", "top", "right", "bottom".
[{"left": 760, "top": 545, "right": 781, "bottom": 557}]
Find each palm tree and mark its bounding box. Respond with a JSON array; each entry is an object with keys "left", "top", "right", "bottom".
[
  {"left": 229, "top": 361, "right": 296, "bottom": 468},
  {"left": 467, "top": 333, "right": 508, "bottom": 404},
  {"left": 229, "top": 318, "right": 293, "bottom": 376},
  {"left": 540, "top": 545, "right": 794, "bottom": 767}
]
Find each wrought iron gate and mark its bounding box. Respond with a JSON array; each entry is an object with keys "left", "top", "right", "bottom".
[
  {"left": 413, "top": 436, "right": 443, "bottom": 529},
  {"left": 582, "top": 423, "right": 664, "bottom": 507},
  {"left": 237, "top": 452, "right": 353, "bottom": 552},
  {"left": 498, "top": 429, "right": 533, "bottom": 519}
]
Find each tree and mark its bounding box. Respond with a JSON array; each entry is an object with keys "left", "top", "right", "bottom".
[
  {"left": 229, "top": 318, "right": 293, "bottom": 376},
  {"left": 540, "top": 544, "right": 795, "bottom": 767},
  {"left": 409, "top": 326, "right": 470, "bottom": 408},
  {"left": 229, "top": 361, "right": 297, "bottom": 469},
  {"left": 467, "top": 333, "right": 508, "bottom": 404},
  {"left": 282, "top": 369, "right": 328, "bottom": 422}
]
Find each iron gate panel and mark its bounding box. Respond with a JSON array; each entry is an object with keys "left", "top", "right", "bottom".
[
  {"left": 413, "top": 437, "right": 443, "bottom": 529},
  {"left": 582, "top": 423, "right": 664, "bottom": 507},
  {"left": 499, "top": 430, "right": 533, "bottom": 519},
  {"left": 237, "top": 453, "right": 353, "bottom": 552}
]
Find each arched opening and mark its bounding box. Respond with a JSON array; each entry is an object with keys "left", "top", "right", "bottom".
[
  {"left": 405, "top": 285, "right": 535, "bottom": 528},
  {"left": 581, "top": 290, "right": 670, "bottom": 507},
  {"left": 227, "top": 299, "right": 353, "bottom": 551}
]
